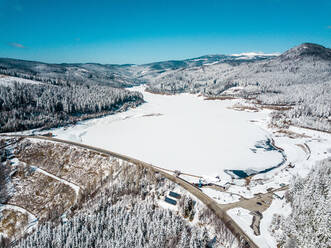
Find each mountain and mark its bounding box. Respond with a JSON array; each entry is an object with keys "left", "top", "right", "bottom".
[
  {"left": 145, "top": 43, "right": 331, "bottom": 132},
  {"left": 2, "top": 43, "right": 329, "bottom": 88},
  {"left": 1, "top": 43, "right": 330, "bottom": 132},
  {"left": 279, "top": 43, "right": 331, "bottom": 61},
  {"left": 0, "top": 58, "right": 145, "bottom": 133},
  {"left": 0, "top": 58, "right": 139, "bottom": 88},
  {"left": 0, "top": 52, "right": 279, "bottom": 87},
  {"left": 131, "top": 53, "right": 278, "bottom": 80},
  {"left": 146, "top": 43, "right": 331, "bottom": 90},
  {"left": 0, "top": 52, "right": 279, "bottom": 133},
  {"left": 145, "top": 53, "right": 278, "bottom": 70}
]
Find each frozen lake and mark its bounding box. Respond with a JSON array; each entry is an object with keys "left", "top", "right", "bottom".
[{"left": 49, "top": 86, "right": 283, "bottom": 178}]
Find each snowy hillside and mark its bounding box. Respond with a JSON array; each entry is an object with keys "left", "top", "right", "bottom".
[
  {"left": 130, "top": 53, "right": 278, "bottom": 82},
  {"left": 0, "top": 58, "right": 139, "bottom": 88},
  {"left": 0, "top": 137, "right": 240, "bottom": 247},
  {"left": 270, "top": 159, "right": 330, "bottom": 247},
  {"left": 145, "top": 43, "right": 331, "bottom": 132},
  {"left": 0, "top": 75, "right": 143, "bottom": 132},
  {"left": 0, "top": 75, "right": 42, "bottom": 86}
]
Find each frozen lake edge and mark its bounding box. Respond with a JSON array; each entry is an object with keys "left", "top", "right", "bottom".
[{"left": 42, "top": 86, "right": 285, "bottom": 179}]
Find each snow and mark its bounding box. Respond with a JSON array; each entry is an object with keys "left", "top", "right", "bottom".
[
  {"left": 222, "top": 120, "right": 331, "bottom": 248},
  {"left": 0, "top": 75, "right": 42, "bottom": 86},
  {"left": 157, "top": 199, "right": 178, "bottom": 211},
  {"left": 222, "top": 86, "right": 244, "bottom": 95},
  {"left": 259, "top": 199, "right": 291, "bottom": 245},
  {"left": 201, "top": 188, "right": 241, "bottom": 204},
  {"left": 8, "top": 84, "right": 330, "bottom": 247},
  {"left": 0, "top": 204, "right": 38, "bottom": 235},
  {"left": 30, "top": 165, "right": 80, "bottom": 197},
  {"left": 0, "top": 204, "right": 36, "bottom": 221},
  {"left": 230, "top": 52, "right": 280, "bottom": 57},
  {"left": 227, "top": 198, "right": 292, "bottom": 248},
  {"left": 7, "top": 153, "right": 81, "bottom": 199},
  {"left": 45, "top": 86, "right": 284, "bottom": 179}
]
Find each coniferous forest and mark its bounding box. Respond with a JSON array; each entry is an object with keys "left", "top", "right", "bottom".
[{"left": 0, "top": 78, "right": 143, "bottom": 132}]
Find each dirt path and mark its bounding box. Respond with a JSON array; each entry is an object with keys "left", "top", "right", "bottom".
[
  {"left": 4, "top": 134, "right": 260, "bottom": 248},
  {"left": 219, "top": 186, "right": 288, "bottom": 212},
  {"left": 0, "top": 203, "right": 39, "bottom": 245}
]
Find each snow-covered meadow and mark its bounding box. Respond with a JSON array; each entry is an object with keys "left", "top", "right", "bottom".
[{"left": 45, "top": 86, "right": 284, "bottom": 178}]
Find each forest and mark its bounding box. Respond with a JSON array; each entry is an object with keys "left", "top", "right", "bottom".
[
  {"left": 145, "top": 43, "right": 331, "bottom": 132},
  {"left": 0, "top": 58, "right": 139, "bottom": 88},
  {"left": 269, "top": 159, "right": 330, "bottom": 248},
  {"left": 0, "top": 78, "right": 143, "bottom": 132},
  {"left": 1, "top": 43, "right": 330, "bottom": 133},
  {"left": 0, "top": 139, "right": 239, "bottom": 248}
]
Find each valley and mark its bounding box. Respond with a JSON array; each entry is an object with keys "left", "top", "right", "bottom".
[
  {"left": 3, "top": 83, "right": 330, "bottom": 247},
  {"left": 0, "top": 42, "right": 330, "bottom": 248}
]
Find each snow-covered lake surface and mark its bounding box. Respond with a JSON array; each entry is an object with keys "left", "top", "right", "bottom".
[{"left": 47, "top": 86, "right": 283, "bottom": 178}]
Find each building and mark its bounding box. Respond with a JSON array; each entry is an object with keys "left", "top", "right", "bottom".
[
  {"left": 164, "top": 197, "right": 177, "bottom": 205},
  {"left": 169, "top": 191, "right": 181, "bottom": 199}
]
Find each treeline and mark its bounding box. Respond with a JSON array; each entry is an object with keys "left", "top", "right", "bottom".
[
  {"left": 267, "top": 82, "right": 331, "bottom": 132},
  {"left": 0, "top": 80, "right": 143, "bottom": 132},
  {"left": 270, "top": 159, "right": 330, "bottom": 247},
  {"left": 0, "top": 68, "right": 75, "bottom": 87},
  {"left": 145, "top": 44, "right": 331, "bottom": 132},
  {"left": 0, "top": 59, "right": 136, "bottom": 88}
]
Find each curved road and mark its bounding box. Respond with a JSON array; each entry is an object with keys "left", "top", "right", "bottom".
[{"left": 4, "top": 134, "right": 259, "bottom": 248}]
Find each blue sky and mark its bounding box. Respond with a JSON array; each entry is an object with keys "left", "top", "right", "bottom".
[{"left": 0, "top": 0, "right": 330, "bottom": 64}]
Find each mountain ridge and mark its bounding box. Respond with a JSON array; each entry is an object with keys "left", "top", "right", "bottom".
[
  {"left": 144, "top": 42, "right": 331, "bottom": 132},
  {"left": 279, "top": 43, "right": 331, "bottom": 61}
]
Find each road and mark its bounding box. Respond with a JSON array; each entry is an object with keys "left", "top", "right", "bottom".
[{"left": 2, "top": 134, "right": 259, "bottom": 248}]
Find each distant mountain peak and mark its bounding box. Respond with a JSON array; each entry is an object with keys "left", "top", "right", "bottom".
[
  {"left": 280, "top": 43, "right": 331, "bottom": 61},
  {"left": 231, "top": 52, "right": 280, "bottom": 57}
]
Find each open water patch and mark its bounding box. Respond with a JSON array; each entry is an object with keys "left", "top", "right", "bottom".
[{"left": 225, "top": 138, "right": 287, "bottom": 179}]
